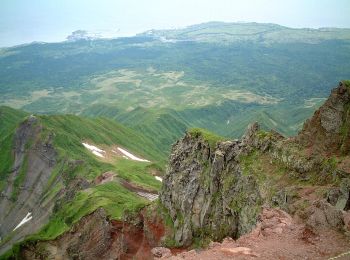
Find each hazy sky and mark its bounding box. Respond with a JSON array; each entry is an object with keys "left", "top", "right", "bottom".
[{"left": 1, "top": 0, "right": 349, "bottom": 47}]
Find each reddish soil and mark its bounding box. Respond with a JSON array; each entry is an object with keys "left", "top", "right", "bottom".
[
  {"left": 110, "top": 208, "right": 168, "bottom": 259},
  {"left": 111, "top": 219, "right": 153, "bottom": 260},
  {"left": 142, "top": 211, "right": 166, "bottom": 247},
  {"left": 167, "top": 208, "right": 350, "bottom": 260}
]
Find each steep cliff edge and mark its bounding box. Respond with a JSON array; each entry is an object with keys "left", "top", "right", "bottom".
[
  {"left": 297, "top": 81, "right": 350, "bottom": 155},
  {"left": 159, "top": 81, "right": 350, "bottom": 248},
  {"left": 160, "top": 128, "right": 265, "bottom": 246}
]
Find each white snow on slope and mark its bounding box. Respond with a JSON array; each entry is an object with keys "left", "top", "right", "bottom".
[
  {"left": 82, "top": 142, "right": 105, "bottom": 158},
  {"left": 92, "top": 150, "right": 104, "bottom": 157},
  {"left": 13, "top": 212, "right": 32, "bottom": 231},
  {"left": 112, "top": 150, "right": 129, "bottom": 160},
  {"left": 115, "top": 147, "right": 150, "bottom": 162},
  {"left": 155, "top": 176, "right": 163, "bottom": 182}
]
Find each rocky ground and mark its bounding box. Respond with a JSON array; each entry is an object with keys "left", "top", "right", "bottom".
[{"left": 154, "top": 207, "right": 350, "bottom": 259}]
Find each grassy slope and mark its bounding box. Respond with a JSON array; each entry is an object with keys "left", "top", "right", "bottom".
[
  {"left": 83, "top": 104, "right": 191, "bottom": 155},
  {"left": 0, "top": 106, "right": 28, "bottom": 191},
  {"left": 36, "top": 114, "right": 164, "bottom": 213},
  {"left": 40, "top": 113, "right": 166, "bottom": 163},
  {"left": 0, "top": 106, "right": 28, "bottom": 137},
  {"left": 80, "top": 96, "right": 323, "bottom": 155},
  {"left": 115, "top": 107, "right": 190, "bottom": 154},
  {"left": 0, "top": 107, "right": 165, "bottom": 258},
  {"left": 30, "top": 182, "right": 148, "bottom": 241}
]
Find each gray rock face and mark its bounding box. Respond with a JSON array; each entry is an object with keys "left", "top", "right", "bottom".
[
  {"left": 0, "top": 116, "right": 58, "bottom": 254},
  {"left": 327, "top": 178, "right": 350, "bottom": 211},
  {"left": 319, "top": 83, "right": 348, "bottom": 134},
  {"left": 306, "top": 200, "right": 345, "bottom": 231},
  {"left": 160, "top": 127, "right": 264, "bottom": 246},
  {"left": 297, "top": 81, "right": 350, "bottom": 155}
]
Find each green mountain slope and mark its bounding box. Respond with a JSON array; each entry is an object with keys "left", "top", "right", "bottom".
[
  {"left": 0, "top": 107, "right": 165, "bottom": 257},
  {"left": 0, "top": 22, "right": 349, "bottom": 147},
  {"left": 115, "top": 107, "right": 190, "bottom": 153},
  {"left": 82, "top": 105, "right": 190, "bottom": 154},
  {"left": 0, "top": 107, "right": 28, "bottom": 191},
  {"left": 0, "top": 106, "right": 28, "bottom": 137},
  {"left": 80, "top": 94, "right": 325, "bottom": 152},
  {"left": 39, "top": 113, "right": 165, "bottom": 162}
]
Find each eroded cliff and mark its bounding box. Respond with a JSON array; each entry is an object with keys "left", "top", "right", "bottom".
[
  {"left": 159, "top": 81, "right": 350, "bottom": 248},
  {"left": 0, "top": 115, "right": 58, "bottom": 254}
]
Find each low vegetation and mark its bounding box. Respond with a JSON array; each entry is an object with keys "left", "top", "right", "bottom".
[
  {"left": 0, "top": 107, "right": 28, "bottom": 191},
  {"left": 189, "top": 128, "right": 225, "bottom": 149},
  {"left": 35, "top": 182, "right": 148, "bottom": 241}
]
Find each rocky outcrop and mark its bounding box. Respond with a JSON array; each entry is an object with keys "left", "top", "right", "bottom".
[
  {"left": 159, "top": 82, "right": 350, "bottom": 247},
  {"left": 327, "top": 178, "right": 350, "bottom": 211},
  {"left": 306, "top": 200, "right": 345, "bottom": 231},
  {"left": 297, "top": 81, "right": 350, "bottom": 155},
  {"left": 21, "top": 208, "right": 119, "bottom": 260},
  {"left": 21, "top": 207, "right": 168, "bottom": 260},
  {"left": 160, "top": 126, "right": 267, "bottom": 246}
]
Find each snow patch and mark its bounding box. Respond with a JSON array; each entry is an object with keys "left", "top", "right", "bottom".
[
  {"left": 82, "top": 142, "right": 105, "bottom": 158},
  {"left": 155, "top": 176, "right": 163, "bottom": 182},
  {"left": 13, "top": 212, "right": 32, "bottom": 231},
  {"left": 92, "top": 150, "right": 104, "bottom": 157},
  {"left": 116, "top": 147, "right": 150, "bottom": 162}
]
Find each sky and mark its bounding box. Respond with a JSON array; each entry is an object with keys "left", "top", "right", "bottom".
[{"left": 0, "top": 0, "right": 350, "bottom": 47}]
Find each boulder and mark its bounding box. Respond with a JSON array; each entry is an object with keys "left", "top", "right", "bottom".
[
  {"left": 306, "top": 200, "right": 345, "bottom": 231},
  {"left": 151, "top": 247, "right": 172, "bottom": 258}
]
